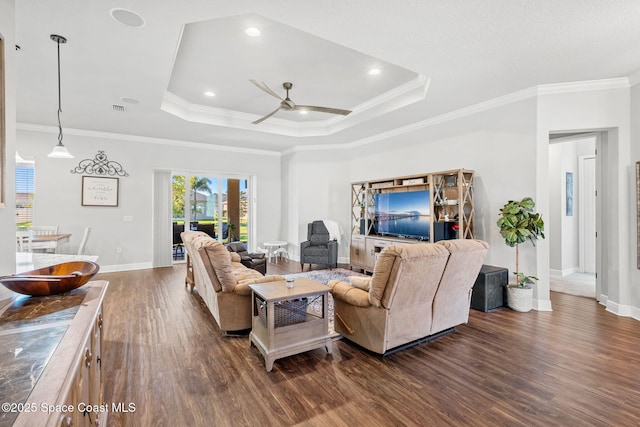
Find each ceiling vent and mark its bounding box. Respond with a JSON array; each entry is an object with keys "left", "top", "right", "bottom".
[{"left": 112, "top": 104, "right": 126, "bottom": 112}]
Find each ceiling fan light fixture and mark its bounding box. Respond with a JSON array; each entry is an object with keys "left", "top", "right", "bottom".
[
  {"left": 47, "top": 34, "right": 73, "bottom": 159},
  {"left": 245, "top": 27, "right": 261, "bottom": 37},
  {"left": 249, "top": 80, "right": 352, "bottom": 124},
  {"left": 299, "top": 110, "right": 308, "bottom": 115}
]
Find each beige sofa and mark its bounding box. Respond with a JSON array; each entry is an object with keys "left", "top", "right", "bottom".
[
  {"left": 181, "top": 231, "right": 284, "bottom": 333},
  {"left": 328, "top": 239, "right": 488, "bottom": 354}
]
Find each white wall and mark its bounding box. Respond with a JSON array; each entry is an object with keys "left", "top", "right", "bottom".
[
  {"left": 347, "top": 98, "right": 540, "bottom": 277},
  {"left": 538, "top": 86, "right": 633, "bottom": 317},
  {"left": 16, "top": 129, "right": 282, "bottom": 271},
  {"left": 0, "top": 0, "right": 16, "bottom": 299},
  {"left": 285, "top": 81, "right": 639, "bottom": 318},
  {"left": 282, "top": 150, "right": 352, "bottom": 263},
  {"left": 630, "top": 82, "right": 640, "bottom": 316}
]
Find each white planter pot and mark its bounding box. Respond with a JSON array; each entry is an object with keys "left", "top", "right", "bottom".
[{"left": 507, "top": 286, "right": 533, "bottom": 312}]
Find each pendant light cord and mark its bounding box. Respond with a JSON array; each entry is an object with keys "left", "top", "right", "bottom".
[{"left": 56, "top": 38, "right": 63, "bottom": 145}]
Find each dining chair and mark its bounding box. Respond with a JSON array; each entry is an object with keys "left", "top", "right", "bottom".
[
  {"left": 30, "top": 225, "right": 59, "bottom": 235},
  {"left": 77, "top": 226, "right": 91, "bottom": 255},
  {"left": 16, "top": 230, "right": 33, "bottom": 252},
  {"left": 30, "top": 225, "right": 60, "bottom": 252}
]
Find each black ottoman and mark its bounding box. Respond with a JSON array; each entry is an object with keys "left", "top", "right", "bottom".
[{"left": 470, "top": 265, "right": 508, "bottom": 312}]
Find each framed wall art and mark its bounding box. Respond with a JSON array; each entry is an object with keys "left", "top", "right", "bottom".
[
  {"left": 82, "top": 176, "right": 119, "bottom": 207},
  {"left": 566, "top": 172, "right": 574, "bottom": 216}
]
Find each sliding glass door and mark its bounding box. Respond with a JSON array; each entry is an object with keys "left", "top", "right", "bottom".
[{"left": 172, "top": 173, "right": 252, "bottom": 262}]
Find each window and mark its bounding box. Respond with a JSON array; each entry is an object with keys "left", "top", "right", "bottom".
[{"left": 15, "top": 162, "right": 34, "bottom": 229}]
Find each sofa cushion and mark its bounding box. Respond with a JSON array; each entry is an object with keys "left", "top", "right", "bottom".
[
  {"left": 328, "top": 280, "right": 370, "bottom": 307},
  {"left": 309, "top": 234, "right": 330, "bottom": 245},
  {"left": 349, "top": 276, "right": 371, "bottom": 291},
  {"left": 199, "top": 244, "right": 237, "bottom": 292},
  {"left": 235, "top": 275, "right": 286, "bottom": 296},
  {"left": 303, "top": 245, "right": 329, "bottom": 256},
  {"left": 368, "top": 249, "right": 397, "bottom": 307},
  {"left": 229, "top": 252, "right": 242, "bottom": 263}
]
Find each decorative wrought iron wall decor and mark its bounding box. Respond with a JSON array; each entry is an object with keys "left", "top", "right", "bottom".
[{"left": 71, "top": 151, "right": 129, "bottom": 176}]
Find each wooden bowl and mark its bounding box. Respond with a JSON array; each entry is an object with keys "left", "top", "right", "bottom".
[{"left": 0, "top": 261, "right": 100, "bottom": 296}]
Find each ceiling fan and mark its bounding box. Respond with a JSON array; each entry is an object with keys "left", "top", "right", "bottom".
[{"left": 249, "top": 80, "right": 352, "bottom": 124}]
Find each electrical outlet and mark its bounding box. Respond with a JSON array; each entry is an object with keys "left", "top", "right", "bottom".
[{"left": 116, "top": 247, "right": 122, "bottom": 253}]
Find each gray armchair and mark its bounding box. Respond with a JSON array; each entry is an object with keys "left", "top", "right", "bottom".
[{"left": 300, "top": 220, "right": 338, "bottom": 270}]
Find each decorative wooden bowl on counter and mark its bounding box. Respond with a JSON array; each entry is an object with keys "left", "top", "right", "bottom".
[{"left": 0, "top": 261, "right": 100, "bottom": 296}]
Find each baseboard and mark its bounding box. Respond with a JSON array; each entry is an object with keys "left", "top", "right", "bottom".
[
  {"left": 98, "top": 262, "right": 153, "bottom": 273},
  {"left": 605, "top": 300, "right": 634, "bottom": 317},
  {"left": 533, "top": 298, "right": 553, "bottom": 311},
  {"left": 549, "top": 267, "right": 579, "bottom": 277}
]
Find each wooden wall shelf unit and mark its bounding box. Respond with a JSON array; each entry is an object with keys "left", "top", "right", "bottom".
[{"left": 350, "top": 169, "right": 474, "bottom": 272}]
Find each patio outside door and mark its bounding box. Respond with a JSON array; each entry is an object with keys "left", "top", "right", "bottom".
[{"left": 171, "top": 174, "right": 251, "bottom": 262}]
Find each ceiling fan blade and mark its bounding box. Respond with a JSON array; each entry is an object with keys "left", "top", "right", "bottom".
[
  {"left": 294, "top": 105, "right": 352, "bottom": 116},
  {"left": 252, "top": 106, "right": 281, "bottom": 124},
  {"left": 249, "top": 80, "right": 283, "bottom": 101}
]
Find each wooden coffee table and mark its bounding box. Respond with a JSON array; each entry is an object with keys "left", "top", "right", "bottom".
[{"left": 249, "top": 278, "right": 332, "bottom": 371}]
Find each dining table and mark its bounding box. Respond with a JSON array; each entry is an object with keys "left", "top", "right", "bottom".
[
  {"left": 30, "top": 233, "right": 71, "bottom": 253},
  {"left": 15, "top": 252, "right": 99, "bottom": 274}
]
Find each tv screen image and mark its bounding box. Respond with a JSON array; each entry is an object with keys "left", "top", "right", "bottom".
[{"left": 375, "top": 190, "right": 430, "bottom": 240}]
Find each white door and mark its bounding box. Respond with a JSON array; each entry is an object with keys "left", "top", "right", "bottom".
[{"left": 580, "top": 156, "right": 596, "bottom": 273}]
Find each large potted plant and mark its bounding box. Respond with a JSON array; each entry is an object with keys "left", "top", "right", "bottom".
[{"left": 496, "top": 197, "right": 545, "bottom": 312}]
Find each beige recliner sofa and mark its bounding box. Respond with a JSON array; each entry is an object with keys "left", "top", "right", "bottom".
[
  {"left": 328, "top": 239, "right": 488, "bottom": 354},
  {"left": 181, "top": 231, "right": 284, "bottom": 333}
]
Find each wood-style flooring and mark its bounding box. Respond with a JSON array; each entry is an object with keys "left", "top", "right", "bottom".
[{"left": 97, "top": 262, "right": 640, "bottom": 427}]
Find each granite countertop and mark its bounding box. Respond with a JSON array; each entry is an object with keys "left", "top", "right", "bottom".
[{"left": 0, "top": 288, "right": 89, "bottom": 427}]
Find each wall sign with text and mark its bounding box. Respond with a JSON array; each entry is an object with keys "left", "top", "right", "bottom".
[{"left": 82, "top": 176, "right": 119, "bottom": 207}]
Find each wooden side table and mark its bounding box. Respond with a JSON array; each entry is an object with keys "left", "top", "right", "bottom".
[{"left": 249, "top": 278, "right": 332, "bottom": 371}]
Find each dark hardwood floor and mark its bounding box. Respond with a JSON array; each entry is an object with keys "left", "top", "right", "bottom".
[{"left": 97, "top": 261, "right": 640, "bottom": 427}]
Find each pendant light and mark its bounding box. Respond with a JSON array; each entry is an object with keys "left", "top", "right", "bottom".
[{"left": 48, "top": 34, "right": 73, "bottom": 159}]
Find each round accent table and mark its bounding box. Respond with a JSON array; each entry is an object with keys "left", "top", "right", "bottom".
[{"left": 263, "top": 241, "right": 288, "bottom": 263}]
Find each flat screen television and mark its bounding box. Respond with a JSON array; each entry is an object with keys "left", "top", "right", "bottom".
[{"left": 375, "top": 190, "right": 430, "bottom": 240}]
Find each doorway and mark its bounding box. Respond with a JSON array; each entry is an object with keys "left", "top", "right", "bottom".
[
  {"left": 171, "top": 173, "right": 252, "bottom": 263},
  {"left": 548, "top": 134, "right": 596, "bottom": 298}
]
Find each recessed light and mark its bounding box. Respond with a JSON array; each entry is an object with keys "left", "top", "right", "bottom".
[
  {"left": 245, "top": 27, "right": 261, "bottom": 37},
  {"left": 204, "top": 91, "right": 216, "bottom": 97},
  {"left": 110, "top": 8, "right": 145, "bottom": 28},
  {"left": 368, "top": 68, "right": 381, "bottom": 76}
]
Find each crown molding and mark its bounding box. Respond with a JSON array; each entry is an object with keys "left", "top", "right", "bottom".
[
  {"left": 161, "top": 75, "right": 429, "bottom": 138},
  {"left": 629, "top": 69, "right": 640, "bottom": 87},
  {"left": 16, "top": 123, "right": 281, "bottom": 157},
  {"left": 536, "top": 77, "right": 629, "bottom": 95},
  {"left": 19, "top": 77, "right": 631, "bottom": 157},
  {"left": 285, "top": 78, "right": 633, "bottom": 154}
]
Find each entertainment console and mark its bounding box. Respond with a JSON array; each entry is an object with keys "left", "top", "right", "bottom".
[{"left": 350, "top": 169, "right": 474, "bottom": 272}]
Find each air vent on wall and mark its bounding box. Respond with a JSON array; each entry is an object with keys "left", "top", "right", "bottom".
[{"left": 112, "top": 104, "right": 126, "bottom": 112}]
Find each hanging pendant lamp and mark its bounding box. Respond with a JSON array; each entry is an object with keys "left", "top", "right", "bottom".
[{"left": 48, "top": 34, "right": 73, "bottom": 159}]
